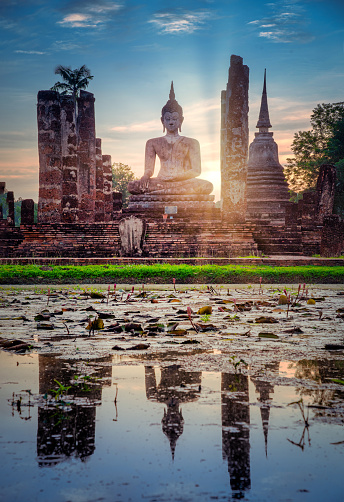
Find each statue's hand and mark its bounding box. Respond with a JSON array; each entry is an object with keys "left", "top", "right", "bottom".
[{"left": 139, "top": 174, "right": 151, "bottom": 193}]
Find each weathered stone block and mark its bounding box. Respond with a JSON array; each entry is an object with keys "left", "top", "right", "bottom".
[
  {"left": 119, "top": 216, "right": 146, "bottom": 256},
  {"left": 316, "top": 164, "right": 336, "bottom": 224},
  {"left": 320, "top": 215, "right": 344, "bottom": 257},
  {"left": 20, "top": 199, "right": 35, "bottom": 226}
]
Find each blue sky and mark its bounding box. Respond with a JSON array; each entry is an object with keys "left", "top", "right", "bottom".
[{"left": 1, "top": 0, "right": 343, "bottom": 201}]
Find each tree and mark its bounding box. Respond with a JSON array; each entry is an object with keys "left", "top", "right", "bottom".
[
  {"left": 284, "top": 102, "right": 344, "bottom": 193},
  {"left": 50, "top": 65, "right": 93, "bottom": 103},
  {"left": 112, "top": 163, "right": 137, "bottom": 208}
]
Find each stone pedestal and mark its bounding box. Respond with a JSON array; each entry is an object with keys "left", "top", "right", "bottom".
[{"left": 127, "top": 193, "right": 215, "bottom": 215}]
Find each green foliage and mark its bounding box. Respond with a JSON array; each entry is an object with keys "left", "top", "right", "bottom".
[
  {"left": 50, "top": 65, "right": 93, "bottom": 101},
  {"left": 50, "top": 379, "right": 71, "bottom": 401},
  {"left": 285, "top": 102, "right": 344, "bottom": 193},
  {"left": 112, "top": 162, "right": 137, "bottom": 208},
  {"left": 0, "top": 263, "right": 343, "bottom": 284}
]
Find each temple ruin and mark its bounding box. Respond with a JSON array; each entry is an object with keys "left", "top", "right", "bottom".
[{"left": 0, "top": 55, "right": 343, "bottom": 258}]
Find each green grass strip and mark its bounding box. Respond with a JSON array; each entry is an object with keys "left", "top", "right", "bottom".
[{"left": 0, "top": 264, "right": 343, "bottom": 284}]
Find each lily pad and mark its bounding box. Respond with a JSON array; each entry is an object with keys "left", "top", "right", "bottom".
[
  {"left": 258, "top": 332, "right": 279, "bottom": 339},
  {"left": 124, "top": 322, "right": 143, "bottom": 332},
  {"left": 197, "top": 306, "right": 212, "bottom": 315},
  {"left": 278, "top": 294, "right": 288, "bottom": 305},
  {"left": 169, "top": 329, "right": 188, "bottom": 336},
  {"left": 90, "top": 291, "right": 105, "bottom": 299},
  {"left": 37, "top": 321, "right": 55, "bottom": 330}
]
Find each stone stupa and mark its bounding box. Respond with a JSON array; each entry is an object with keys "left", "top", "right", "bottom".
[{"left": 246, "top": 71, "right": 290, "bottom": 225}]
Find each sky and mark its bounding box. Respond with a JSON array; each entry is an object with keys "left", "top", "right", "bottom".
[{"left": 0, "top": 0, "right": 344, "bottom": 202}]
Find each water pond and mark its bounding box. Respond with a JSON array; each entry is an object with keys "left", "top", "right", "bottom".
[{"left": 1, "top": 350, "right": 343, "bottom": 502}]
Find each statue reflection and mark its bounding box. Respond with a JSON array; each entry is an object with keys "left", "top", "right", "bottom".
[
  {"left": 145, "top": 365, "right": 201, "bottom": 460},
  {"left": 37, "top": 355, "right": 112, "bottom": 467},
  {"left": 221, "top": 373, "right": 251, "bottom": 499}
]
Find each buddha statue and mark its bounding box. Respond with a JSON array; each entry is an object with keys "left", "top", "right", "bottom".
[{"left": 128, "top": 83, "right": 213, "bottom": 199}]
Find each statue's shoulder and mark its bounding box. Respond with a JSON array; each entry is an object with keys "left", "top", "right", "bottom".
[
  {"left": 180, "top": 136, "right": 200, "bottom": 148},
  {"left": 146, "top": 136, "right": 165, "bottom": 146}
]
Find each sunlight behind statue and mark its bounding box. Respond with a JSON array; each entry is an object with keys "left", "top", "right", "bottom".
[{"left": 127, "top": 83, "right": 214, "bottom": 213}]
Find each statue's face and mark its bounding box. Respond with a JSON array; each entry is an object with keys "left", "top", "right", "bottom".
[{"left": 162, "top": 112, "right": 183, "bottom": 133}]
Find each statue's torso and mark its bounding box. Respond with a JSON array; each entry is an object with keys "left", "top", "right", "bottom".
[{"left": 147, "top": 136, "right": 199, "bottom": 181}]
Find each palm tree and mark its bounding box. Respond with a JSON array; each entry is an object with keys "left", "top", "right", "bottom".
[{"left": 50, "top": 65, "right": 94, "bottom": 103}]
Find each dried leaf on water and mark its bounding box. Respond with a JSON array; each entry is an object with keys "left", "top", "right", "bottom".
[
  {"left": 255, "top": 317, "right": 279, "bottom": 324},
  {"left": 126, "top": 343, "right": 150, "bottom": 350}
]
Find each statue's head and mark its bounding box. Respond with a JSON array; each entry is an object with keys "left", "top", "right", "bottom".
[{"left": 161, "top": 82, "right": 184, "bottom": 132}]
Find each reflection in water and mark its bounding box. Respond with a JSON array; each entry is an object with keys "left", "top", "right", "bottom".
[
  {"left": 293, "top": 359, "right": 344, "bottom": 408},
  {"left": 2, "top": 351, "right": 344, "bottom": 502},
  {"left": 37, "top": 355, "right": 112, "bottom": 467},
  {"left": 251, "top": 362, "right": 280, "bottom": 456},
  {"left": 145, "top": 365, "right": 201, "bottom": 459},
  {"left": 221, "top": 373, "right": 251, "bottom": 499}
]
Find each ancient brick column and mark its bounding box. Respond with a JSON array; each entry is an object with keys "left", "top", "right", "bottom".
[
  {"left": 95, "top": 138, "right": 105, "bottom": 222},
  {"left": 320, "top": 215, "right": 344, "bottom": 257},
  {"left": 7, "top": 191, "right": 15, "bottom": 226},
  {"left": 102, "top": 154, "right": 113, "bottom": 222},
  {"left": 77, "top": 90, "right": 96, "bottom": 223},
  {"left": 37, "top": 90, "right": 62, "bottom": 223},
  {"left": 113, "top": 192, "right": 123, "bottom": 214},
  {"left": 316, "top": 164, "right": 336, "bottom": 224},
  {"left": 60, "top": 96, "right": 79, "bottom": 223},
  {"left": 221, "top": 55, "right": 249, "bottom": 222},
  {"left": 21, "top": 199, "right": 35, "bottom": 225}
]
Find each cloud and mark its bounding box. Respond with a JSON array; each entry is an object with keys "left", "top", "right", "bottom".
[
  {"left": 248, "top": 1, "right": 314, "bottom": 43},
  {"left": 51, "top": 40, "right": 83, "bottom": 51},
  {"left": 149, "top": 9, "right": 213, "bottom": 35},
  {"left": 15, "top": 49, "right": 46, "bottom": 55},
  {"left": 111, "top": 119, "right": 159, "bottom": 133},
  {"left": 57, "top": 0, "right": 123, "bottom": 29}
]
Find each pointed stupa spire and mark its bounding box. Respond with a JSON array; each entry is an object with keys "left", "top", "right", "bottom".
[{"left": 256, "top": 69, "right": 272, "bottom": 130}]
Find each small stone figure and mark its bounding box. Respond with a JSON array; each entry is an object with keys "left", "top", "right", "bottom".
[{"left": 128, "top": 83, "right": 212, "bottom": 197}]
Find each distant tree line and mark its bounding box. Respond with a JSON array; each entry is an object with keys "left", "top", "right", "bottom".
[{"left": 284, "top": 102, "right": 344, "bottom": 217}]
